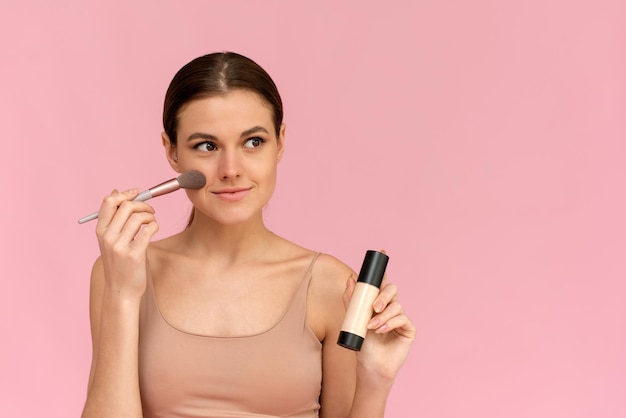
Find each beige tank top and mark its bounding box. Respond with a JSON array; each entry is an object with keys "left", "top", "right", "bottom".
[{"left": 138, "top": 253, "right": 322, "bottom": 418}]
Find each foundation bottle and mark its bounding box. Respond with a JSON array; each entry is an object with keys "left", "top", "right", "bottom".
[{"left": 337, "top": 250, "right": 389, "bottom": 351}]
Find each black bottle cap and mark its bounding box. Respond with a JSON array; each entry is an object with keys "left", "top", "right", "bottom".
[
  {"left": 337, "top": 331, "right": 364, "bottom": 351},
  {"left": 356, "top": 250, "right": 389, "bottom": 288}
]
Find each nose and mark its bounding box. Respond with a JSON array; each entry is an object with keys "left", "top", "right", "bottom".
[{"left": 218, "top": 150, "right": 241, "bottom": 180}]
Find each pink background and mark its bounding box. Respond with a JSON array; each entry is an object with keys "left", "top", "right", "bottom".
[{"left": 1, "top": 1, "right": 625, "bottom": 417}]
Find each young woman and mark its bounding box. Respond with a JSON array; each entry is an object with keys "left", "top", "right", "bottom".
[{"left": 82, "top": 52, "right": 415, "bottom": 418}]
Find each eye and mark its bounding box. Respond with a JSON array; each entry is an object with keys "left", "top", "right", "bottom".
[
  {"left": 244, "top": 137, "right": 265, "bottom": 148},
  {"left": 195, "top": 141, "right": 217, "bottom": 152}
]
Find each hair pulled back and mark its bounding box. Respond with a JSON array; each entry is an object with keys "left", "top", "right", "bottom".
[{"left": 163, "top": 52, "right": 283, "bottom": 144}]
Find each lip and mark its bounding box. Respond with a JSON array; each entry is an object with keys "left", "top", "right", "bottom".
[{"left": 212, "top": 187, "right": 252, "bottom": 202}]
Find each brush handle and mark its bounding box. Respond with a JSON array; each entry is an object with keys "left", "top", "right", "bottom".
[
  {"left": 77, "top": 190, "right": 155, "bottom": 224},
  {"left": 77, "top": 176, "right": 186, "bottom": 225},
  {"left": 77, "top": 211, "right": 102, "bottom": 224}
]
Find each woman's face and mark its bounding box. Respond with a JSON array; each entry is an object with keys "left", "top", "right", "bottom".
[{"left": 163, "top": 89, "right": 285, "bottom": 226}]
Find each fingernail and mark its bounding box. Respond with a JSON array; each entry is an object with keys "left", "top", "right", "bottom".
[
  {"left": 375, "top": 324, "right": 388, "bottom": 334},
  {"left": 374, "top": 301, "right": 384, "bottom": 313},
  {"left": 368, "top": 318, "right": 379, "bottom": 329}
]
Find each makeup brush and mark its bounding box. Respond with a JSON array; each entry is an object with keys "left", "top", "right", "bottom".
[{"left": 77, "top": 170, "right": 206, "bottom": 224}]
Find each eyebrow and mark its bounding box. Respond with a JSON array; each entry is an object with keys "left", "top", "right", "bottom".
[{"left": 186, "top": 126, "right": 270, "bottom": 142}]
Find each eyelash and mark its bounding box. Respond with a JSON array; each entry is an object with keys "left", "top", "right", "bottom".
[
  {"left": 194, "top": 142, "right": 217, "bottom": 152},
  {"left": 245, "top": 137, "right": 266, "bottom": 148},
  {"left": 193, "top": 137, "right": 266, "bottom": 152}
]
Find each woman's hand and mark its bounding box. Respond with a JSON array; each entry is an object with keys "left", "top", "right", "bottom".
[
  {"left": 343, "top": 258, "right": 416, "bottom": 385},
  {"left": 95, "top": 188, "right": 159, "bottom": 300}
]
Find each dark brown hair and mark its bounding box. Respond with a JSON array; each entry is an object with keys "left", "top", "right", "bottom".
[{"left": 163, "top": 51, "right": 283, "bottom": 144}]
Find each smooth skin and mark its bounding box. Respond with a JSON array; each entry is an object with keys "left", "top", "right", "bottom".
[{"left": 82, "top": 90, "right": 415, "bottom": 418}]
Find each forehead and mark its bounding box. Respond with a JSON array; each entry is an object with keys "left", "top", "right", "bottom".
[{"left": 177, "top": 90, "right": 274, "bottom": 134}]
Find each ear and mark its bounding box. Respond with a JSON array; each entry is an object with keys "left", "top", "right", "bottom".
[
  {"left": 276, "top": 123, "right": 286, "bottom": 162},
  {"left": 162, "top": 132, "right": 182, "bottom": 173}
]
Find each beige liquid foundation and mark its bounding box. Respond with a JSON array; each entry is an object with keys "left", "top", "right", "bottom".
[{"left": 337, "top": 250, "right": 389, "bottom": 351}]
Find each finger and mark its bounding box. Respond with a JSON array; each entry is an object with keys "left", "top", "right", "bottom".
[
  {"left": 130, "top": 221, "right": 159, "bottom": 250},
  {"left": 104, "top": 200, "right": 156, "bottom": 236},
  {"left": 96, "top": 189, "right": 140, "bottom": 230},
  {"left": 367, "top": 300, "right": 403, "bottom": 331},
  {"left": 376, "top": 314, "right": 416, "bottom": 340},
  {"left": 342, "top": 274, "right": 357, "bottom": 309},
  {"left": 372, "top": 282, "right": 398, "bottom": 313},
  {"left": 97, "top": 202, "right": 156, "bottom": 253},
  {"left": 117, "top": 211, "right": 158, "bottom": 245}
]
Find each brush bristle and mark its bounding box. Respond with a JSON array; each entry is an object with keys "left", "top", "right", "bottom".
[{"left": 177, "top": 170, "right": 206, "bottom": 189}]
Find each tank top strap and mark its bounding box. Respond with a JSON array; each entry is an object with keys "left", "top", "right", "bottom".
[
  {"left": 286, "top": 252, "right": 321, "bottom": 332},
  {"left": 297, "top": 252, "right": 320, "bottom": 296},
  {"left": 304, "top": 252, "right": 320, "bottom": 283}
]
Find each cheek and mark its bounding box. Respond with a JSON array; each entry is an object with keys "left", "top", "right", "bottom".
[
  {"left": 260, "top": 165, "right": 279, "bottom": 198},
  {"left": 182, "top": 187, "right": 201, "bottom": 204},
  {"left": 255, "top": 159, "right": 279, "bottom": 183},
  {"left": 200, "top": 167, "right": 220, "bottom": 186},
  {"left": 177, "top": 160, "right": 218, "bottom": 184}
]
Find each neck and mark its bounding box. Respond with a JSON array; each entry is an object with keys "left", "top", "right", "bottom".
[{"left": 179, "top": 211, "right": 275, "bottom": 266}]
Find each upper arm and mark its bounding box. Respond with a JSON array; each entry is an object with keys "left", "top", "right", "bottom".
[
  {"left": 309, "top": 254, "right": 358, "bottom": 418},
  {"left": 86, "top": 256, "right": 105, "bottom": 391}
]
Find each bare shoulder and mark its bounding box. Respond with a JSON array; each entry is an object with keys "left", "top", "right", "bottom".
[
  {"left": 311, "top": 253, "right": 357, "bottom": 296},
  {"left": 307, "top": 253, "right": 357, "bottom": 341},
  {"left": 145, "top": 232, "right": 188, "bottom": 269},
  {"left": 147, "top": 233, "right": 182, "bottom": 255}
]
